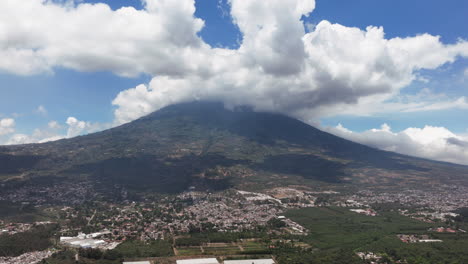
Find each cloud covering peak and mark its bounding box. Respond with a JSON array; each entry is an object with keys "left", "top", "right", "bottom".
[
  {"left": 1, "top": 0, "right": 467, "bottom": 124},
  {"left": 111, "top": 17, "right": 468, "bottom": 124},
  {"left": 1, "top": 0, "right": 468, "bottom": 165}
]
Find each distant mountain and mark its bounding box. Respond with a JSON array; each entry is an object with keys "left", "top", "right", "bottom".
[{"left": 1, "top": 101, "right": 467, "bottom": 195}]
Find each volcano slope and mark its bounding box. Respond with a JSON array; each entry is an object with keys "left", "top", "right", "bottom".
[{"left": 1, "top": 101, "right": 467, "bottom": 196}]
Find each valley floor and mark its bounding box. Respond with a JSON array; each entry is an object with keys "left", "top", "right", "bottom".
[{"left": 1, "top": 186, "right": 468, "bottom": 264}]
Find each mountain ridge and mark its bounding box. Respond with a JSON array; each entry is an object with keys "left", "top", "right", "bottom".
[{"left": 1, "top": 101, "right": 467, "bottom": 195}]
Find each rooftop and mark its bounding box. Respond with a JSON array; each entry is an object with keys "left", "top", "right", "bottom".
[
  {"left": 224, "top": 259, "right": 275, "bottom": 264},
  {"left": 176, "top": 258, "right": 220, "bottom": 264}
]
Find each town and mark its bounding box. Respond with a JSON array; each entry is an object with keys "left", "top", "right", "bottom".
[{"left": 1, "top": 181, "right": 468, "bottom": 263}]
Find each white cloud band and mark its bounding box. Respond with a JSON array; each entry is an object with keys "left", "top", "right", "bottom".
[{"left": 326, "top": 123, "right": 468, "bottom": 165}]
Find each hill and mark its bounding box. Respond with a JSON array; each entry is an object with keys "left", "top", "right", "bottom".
[{"left": 1, "top": 101, "right": 467, "bottom": 196}]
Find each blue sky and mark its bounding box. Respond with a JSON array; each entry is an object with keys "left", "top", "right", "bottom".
[{"left": 0, "top": 0, "right": 467, "bottom": 164}]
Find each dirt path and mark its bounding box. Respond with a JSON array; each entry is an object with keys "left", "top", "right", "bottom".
[
  {"left": 87, "top": 209, "right": 97, "bottom": 225},
  {"left": 238, "top": 244, "right": 245, "bottom": 251}
]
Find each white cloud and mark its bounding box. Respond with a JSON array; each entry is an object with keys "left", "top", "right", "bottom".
[
  {"left": 36, "top": 105, "right": 47, "bottom": 115},
  {"left": 325, "top": 123, "right": 468, "bottom": 165},
  {"left": 2, "top": 0, "right": 468, "bottom": 167},
  {"left": 6, "top": 134, "right": 31, "bottom": 145},
  {"left": 0, "top": 0, "right": 206, "bottom": 76},
  {"left": 2, "top": 117, "right": 110, "bottom": 145},
  {"left": 1, "top": 0, "right": 467, "bottom": 124},
  {"left": 402, "top": 96, "right": 468, "bottom": 112},
  {"left": 5, "top": 128, "right": 63, "bottom": 145},
  {"left": 66, "top": 116, "right": 109, "bottom": 138},
  {"left": 48, "top": 120, "right": 61, "bottom": 129},
  {"left": 229, "top": 0, "right": 315, "bottom": 75},
  {"left": 4, "top": 118, "right": 65, "bottom": 145},
  {"left": 112, "top": 18, "right": 468, "bottom": 124},
  {"left": 66, "top": 117, "right": 87, "bottom": 138},
  {"left": 0, "top": 118, "right": 15, "bottom": 136}
]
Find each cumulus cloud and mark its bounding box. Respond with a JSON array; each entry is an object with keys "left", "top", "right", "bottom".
[
  {"left": 66, "top": 117, "right": 87, "bottom": 138},
  {"left": 66, "top": 117, "right": 110, "bottom": 138},
  {"left": 0, "top": 0, "right": 206, "bottom": 76},
  {"left": 2, "top": 0, "right": 467, "bottom": 123},
  {"left": 48, "top": 120, "right": 61, "bottom": 129},
  {"left": 109, "top": 2, "right": 468, "bottom": 124},
  {"left": 1, "top": 0, "right": 467, "bottom": 124},
  {"left": 2, "top": 0, "right": 468, "bottom": 166},
  {"left": 325, "top": 123, "right": 468, "bottom": 165},
  {"left": 5, "top": 123, "right": 64, "bottom": 145},
  {"left": 6, "top": 131, "right": 64, "bottom": 145},
  {"left": 6, "top": 134, "right": 31, "bottom": 145},
  {"left": 36, "top": 105, "right": 47, "bottom": 116},
  {"left": 0, "top": 118, "right": 15, "bottom": 136},
  {"left": 230, "top": 0, "right": 315, "bottom": 75},
  {"left": 2, "top": 117, "right": 110, "bottom": 145}
]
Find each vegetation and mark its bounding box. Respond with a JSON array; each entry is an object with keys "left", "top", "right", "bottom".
[
  {"left": 3, "top": 102, "right": 468, "bottom": 263},
  {"left": 0, "top": 224, "right": 58, "bottom": 257},
  {"left": 44, "top": 249, "right": 121, "bottom": 264},
  {"left": 110, "top": 239, "right": 173, "bottom": 258},
  {"left": 0, "top": 200, "right": 54, "bottom": 223},
  {"left": 2, "top": 101, "right": 468, "bottom": 196},
  {"left": 283, "top": 207, "right": 468, "bottom": 263},
  {"left": 44, "top": 240, "right": 173, "bottom": 264},
  {"left": 272, "top": 243, "right": 362, "bottom": 264},
  {"left": 175, "top": 231, "right": 268, "bottom": 247},
  {"left": 453, "top": 207, "right": 468, "bottom": 222}
]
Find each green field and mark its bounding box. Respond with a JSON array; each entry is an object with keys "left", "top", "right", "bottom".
[
  {"left": 286, "top": 207, "right": 431, "bottom": 249},
  {"left": 112, "top": 240, "right": 174, "bottom": 258},
  {"left": 284, "top": 207, "right": 468, "bottom": 263},
  {"left": 176, "top": 240, "right": 269, "bottom": 256},
  {"left": 176, "top": 246, "right": 203, "bottom": 255}
]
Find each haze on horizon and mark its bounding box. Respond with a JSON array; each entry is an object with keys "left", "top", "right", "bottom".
[{"left": 0, "top": 0, "right": 467, "bottom": 165}]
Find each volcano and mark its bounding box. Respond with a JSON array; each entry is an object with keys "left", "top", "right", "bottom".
[{"left": 1, "top": 101, "right": 467, "bottom": 194}]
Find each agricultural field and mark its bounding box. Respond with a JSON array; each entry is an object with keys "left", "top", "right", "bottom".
[
  {"left": 175, "top": 240, "right": 270, "bottom": 256},
  {"left": 284, "top": 207, "right": 468, "bottom": 263}
]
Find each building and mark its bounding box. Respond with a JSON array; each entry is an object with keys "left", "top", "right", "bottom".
[
  {"left": 60, "top": 236, "right": 106, "bottom": 248},
  {"left": 224, "top": 259, "right": 275, "bottom": 264},
  {"left": 419, "top": 239, "right": 443, "bottom": 243},
  {"left": 177, "top": 258, "right": 220, "bottom": 264},
  {"left": 60, "top": 231, "right": 113, "bottom": 249}
]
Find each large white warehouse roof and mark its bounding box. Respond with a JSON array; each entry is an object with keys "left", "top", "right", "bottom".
[
  {"left": 176, "top": 258, "right": 220, "bottom": 264},
  {"left": 224, "top": 259, "right": 275, "bottom": 264}
]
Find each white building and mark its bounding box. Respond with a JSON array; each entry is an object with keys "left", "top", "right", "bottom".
[
  {"left": 224, "top": 259, "right": 275, "bottom": 264},
  {"left": 177, "top": 258, "right": 220, "bottom": 264},
  {"left": 60, "top": 236, "right": 107, "bottom": 249},
  {"left": 419, "top": 239, "right": 443, "bottom": 243}
]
